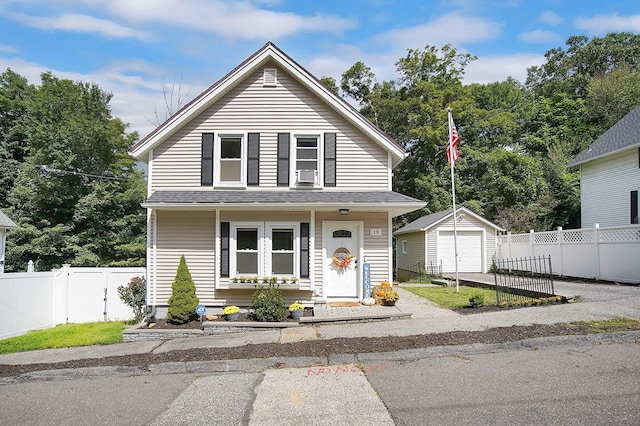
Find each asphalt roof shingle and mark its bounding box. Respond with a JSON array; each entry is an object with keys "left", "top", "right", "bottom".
[
  {"left": 145, "top": 190, "right": 423, "bottom": 206},
  {"left": 568, "top": 106, "right": 640, "bottom": 167}
]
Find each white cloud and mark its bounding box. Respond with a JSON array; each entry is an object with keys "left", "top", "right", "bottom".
[
  {"left": 575, "top": 13, "right": 640, "bottom": 34},
  {"left": 538, "top": 11, "right": 563, "bottom": 26},
  {"left": 463, "top": 53, "right": 545, "bottom": 84},
  {"left": 518, "top": 29, "right": 561, "bottom": 44},
  {"left": 0, "top": 44, "right": 19, "bottom": 53},
  {"left": 374, "top": 10, "right": 501, "bottom": 49},
  {"left": 102, "top": 0, "right": 357, "bottom": 40},
  {"left": 0, "top": 55, "right": 187, "bottom": 138},
  {"left": 8, "top": 12, "right": 155, "bottom": 41}
]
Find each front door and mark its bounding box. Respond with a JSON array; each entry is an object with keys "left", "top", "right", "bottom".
[{"left": 323, "top": 221, "right": 360, "bottom": 298}]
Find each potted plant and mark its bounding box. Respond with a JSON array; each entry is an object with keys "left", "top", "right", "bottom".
[
  {"left": 291, "top": 277, "right": 299, "bottom": 284},
  {"left": 223, "top": 305, "right": 240, "bottom": 321},
  {"left": 383, "top": 290, "right": 399, "bottom": 306},
  {"left": 289, "top": 302, "right": 304, "bottom": 320}
]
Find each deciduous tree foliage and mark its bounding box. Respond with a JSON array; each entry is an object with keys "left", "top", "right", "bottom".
[
  {"left": 338, "top": 33, "right": 639, "bottom": 232},
  {"left": 0, "top": 70, "right": 146, "bottom": 271}
]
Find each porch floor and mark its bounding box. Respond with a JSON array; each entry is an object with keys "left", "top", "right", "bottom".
[{"left": 302, "top": 301, "right": 410, "bottom": 324}]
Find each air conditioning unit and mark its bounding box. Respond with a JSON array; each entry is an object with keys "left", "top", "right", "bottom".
[{"left": 297, "top": 169, "right": 316, "bottom": 184}]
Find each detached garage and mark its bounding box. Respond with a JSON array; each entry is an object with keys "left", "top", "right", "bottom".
[{"left": 394, "top": 207, "right": 503, "bottom": 275}]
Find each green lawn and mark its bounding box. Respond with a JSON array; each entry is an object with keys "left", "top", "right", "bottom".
[
  {"left": 402, "top": 284, "right": 497, "bottom": 308},
  {"left": 0, "top": 321, "right": 132, "bottom": 354}
]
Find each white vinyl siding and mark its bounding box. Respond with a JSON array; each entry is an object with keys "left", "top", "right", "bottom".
[
  {"left": 150, "top": 63, "right": 390, "bottom": 191},
  {"left": 396, "top": 232, "right": 426, "bottom": 271},
  {"left": 155, "top": 210, "right": 216, "bottom": 305},
  {"left": 580, "top": 149, "right": 640, "bottom": 227}
]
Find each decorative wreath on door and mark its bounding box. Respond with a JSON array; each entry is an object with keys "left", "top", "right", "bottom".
[{"left": 332, "top": 247, "right": 354, "bottom": 270}]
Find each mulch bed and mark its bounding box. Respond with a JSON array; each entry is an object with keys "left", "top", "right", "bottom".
[{"left": 3, "top": 321, "right": 639, "bottom": 378}]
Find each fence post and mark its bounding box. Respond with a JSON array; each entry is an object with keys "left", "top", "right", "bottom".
[
  {"left": 506, "top": 231, "right": 512, "bottom": 259},
  {"left": 556, "top": 226, "right": 563, "bottom": 277},
  {"left": 530, "top": 229, "right": 535, "bottom": 257},
  {"left": 594, "top": 223, "right": 601, "bottom": 280}
]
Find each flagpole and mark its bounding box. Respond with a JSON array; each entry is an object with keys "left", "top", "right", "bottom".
[{"left": 447, "top": 107, "right": 460, "bottom": 293}]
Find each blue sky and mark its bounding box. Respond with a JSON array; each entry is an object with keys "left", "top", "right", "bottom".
[{"left": 1, "top": 0, "right": 638, "bottom": 139}]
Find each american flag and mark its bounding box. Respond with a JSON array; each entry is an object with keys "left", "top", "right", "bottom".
[{"left": 446, "top": 121, "right": 459, "bottom": 165}]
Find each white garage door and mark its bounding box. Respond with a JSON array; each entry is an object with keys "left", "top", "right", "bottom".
[{"left": 439, "top": 231, "right": 483, "bottom": 272}]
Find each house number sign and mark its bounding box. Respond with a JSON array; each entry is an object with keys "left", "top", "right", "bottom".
[{"left": 370, "top": 228, "right": 382, "bottom": 236}]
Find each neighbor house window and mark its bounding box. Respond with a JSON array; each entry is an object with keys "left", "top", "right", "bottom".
[
  {"left": 402, "top": 240, "right": 408, "bottom": 254},
  {"left": 216, "top": 134, "right": 245, "bottom": 186}
]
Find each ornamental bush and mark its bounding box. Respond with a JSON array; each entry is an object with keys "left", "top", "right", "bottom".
[
  {"left": 167, "top": 255, "right": 199, "bottom": 324},
  {"left": 250, "top": 282, "right": 286, "bottom": 322},
  {"left": 469, "top": 292, "right": 485, "bottom": 308},
  {"left": 117, "top": 276, "right": 147, "bottom": 322}
]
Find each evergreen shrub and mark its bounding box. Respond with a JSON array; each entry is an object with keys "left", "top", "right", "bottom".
[
  {"left": 167, "top": 255, "right": 199, "bottom": 324},
  {"left": 250, "top": 282, "right": 286, "bottom": 322}
]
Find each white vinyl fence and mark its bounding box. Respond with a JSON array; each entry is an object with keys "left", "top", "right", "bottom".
[
  {"left": 497, "top": 224, "right": 640, "bottom": 284},
  {"left": 0, "top": 265, "right": 145, "bottom": 340}
]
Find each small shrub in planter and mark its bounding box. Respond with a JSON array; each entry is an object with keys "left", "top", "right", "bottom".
[
  {"left": 251, "top": 282, "right": 286, "bottom": 322},
  {"left": 167, "top": 255, "right": 199, "bottom": 324}
]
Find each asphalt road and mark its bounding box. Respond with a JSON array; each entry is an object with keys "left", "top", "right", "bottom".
[{"left": 1, "top": 333, "right": 638, "bottom": 425}]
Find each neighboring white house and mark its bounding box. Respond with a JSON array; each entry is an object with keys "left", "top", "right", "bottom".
[
  {"left": 568, "top": 106, "right": 640, "bottom": 227},
  {"left": 394, "top": 207, "right": 503, "bottom": 274},
  {"left": 130, "top": 42, "right": 425, "bottom": 313},
  {"left": 0, "top": 210, "right": 18, "bottom": 274}
]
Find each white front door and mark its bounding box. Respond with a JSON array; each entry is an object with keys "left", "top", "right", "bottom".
[{"left": 323, "top": 221, "right": 361, "bottom": 299}]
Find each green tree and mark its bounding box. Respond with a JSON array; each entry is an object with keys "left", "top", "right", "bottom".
[
  {"left": 526, "top": 32, "right": 640, "bottom": 99},
  {"left": 0, "top": 69, "right": 35, "bottom": 209},
  {"left": 3, "top": 70, "right": 146, "bottom": 271},
  {"left": 167, "top": 255, "right": 199, "bottom": 324}
]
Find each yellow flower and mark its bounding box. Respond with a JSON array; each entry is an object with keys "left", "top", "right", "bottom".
[{"left": 223, "top": 305, "right": 240, "bottom": 315}]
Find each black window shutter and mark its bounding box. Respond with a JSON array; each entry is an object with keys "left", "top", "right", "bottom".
[
  {"left": 632, "top": 191, "right": 639, "bottom": 224},
  {"left": 220, "top": 222, "right": 230, "bottom": 277},
  {"left": 247, "top": 132, "right": 260, "bottom": 186},
  {"left": 324, "top": 133, "right": 336, "bottom": 187},
  {"left": 300, "top": 223, "right": 310, "bottom": 278},
  {"left": 277, "top": 133, "right": 290, "bottom": 186},
  {"left": 201, "top": 133, "right": 214, "bottom": 186}
]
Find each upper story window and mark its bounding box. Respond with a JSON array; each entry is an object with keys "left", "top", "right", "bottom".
[
  {"left": 293, "top": 134, "right": 321, "bottom": 185},
  {"left": 216, "top": 134, "right": 245, "bottom": 187},
  {"left": 401, "top": 240, "right": 408, "bottom": 254}
]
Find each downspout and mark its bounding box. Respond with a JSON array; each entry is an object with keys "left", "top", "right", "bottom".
[{"left": 144, "top": 149, "right": 157, "bottom": 323}]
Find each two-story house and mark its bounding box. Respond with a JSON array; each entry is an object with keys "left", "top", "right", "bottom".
[
  {"left": 568, "top": 106, "right": 640, "bottom": 227},
  {"left": 130, "top": 42, "right": 425, "bottom": 313}
]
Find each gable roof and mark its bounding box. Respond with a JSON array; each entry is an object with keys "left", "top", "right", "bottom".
[
  {"left": 393, "top": 206, "right": 503, "bottom": 236},
  {"left": 569, "top": 105, "right": 640, "bottom": 167},
  {"left": 0, "top": 210, "right": 17, "bottom": 230},
  {"left": 130, "top": 42, "right": 407, "bottom": 167}
]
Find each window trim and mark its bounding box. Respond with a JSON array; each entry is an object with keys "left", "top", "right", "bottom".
[
  {"left": 230, "top": 222, "right": 264, "bottom": 277},
  {"left": 229, "top": 221, "right": 300, "bottom": 279},
  {"left": 266, "top": 223, "right": 300, "bottom": 278},
  {"left": 401, "top": 240, "right": 408, "bottom": 254},
  {"left": 290, "top": 131, "right": 323, "bottom": 187},
  {"left": 214, "top": 133, "right": 247, "bottom": 188}
]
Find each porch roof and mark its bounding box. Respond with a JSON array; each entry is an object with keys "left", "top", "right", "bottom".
[{"left": 143, "top": 190, "right": 425, "bottom": 217}]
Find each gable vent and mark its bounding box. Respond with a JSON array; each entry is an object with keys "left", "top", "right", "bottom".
[{"left": 263, "top": 68, "right": 277, "bottom": 87}]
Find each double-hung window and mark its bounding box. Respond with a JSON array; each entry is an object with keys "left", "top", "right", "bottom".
[
  {"left": 230, "top": 222, "right": 299, "bottom": 278},
  {"left": 294, "top": 134, "right": 320, "bottom": 185},
  {"left": 231, "top": 223, "right": 263, "bottom": 276},
  {"left": 216, "top": 134, "right": 245, "bottom": 186}
]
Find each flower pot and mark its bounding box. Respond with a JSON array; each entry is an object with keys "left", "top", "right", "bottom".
[
  {"left": 225, "top": 313, "right": 239, "bottom": 321},
  {"left": 290, "top": 309, "right": 304, "bottom": 320}
]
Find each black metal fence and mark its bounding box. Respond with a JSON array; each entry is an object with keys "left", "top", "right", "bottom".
[
  {"left": 396, "top": 261, "right": 442, "bottom": 283},
  {"left": 493, "top": 255, "right": 555, "bottom": 304}
]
